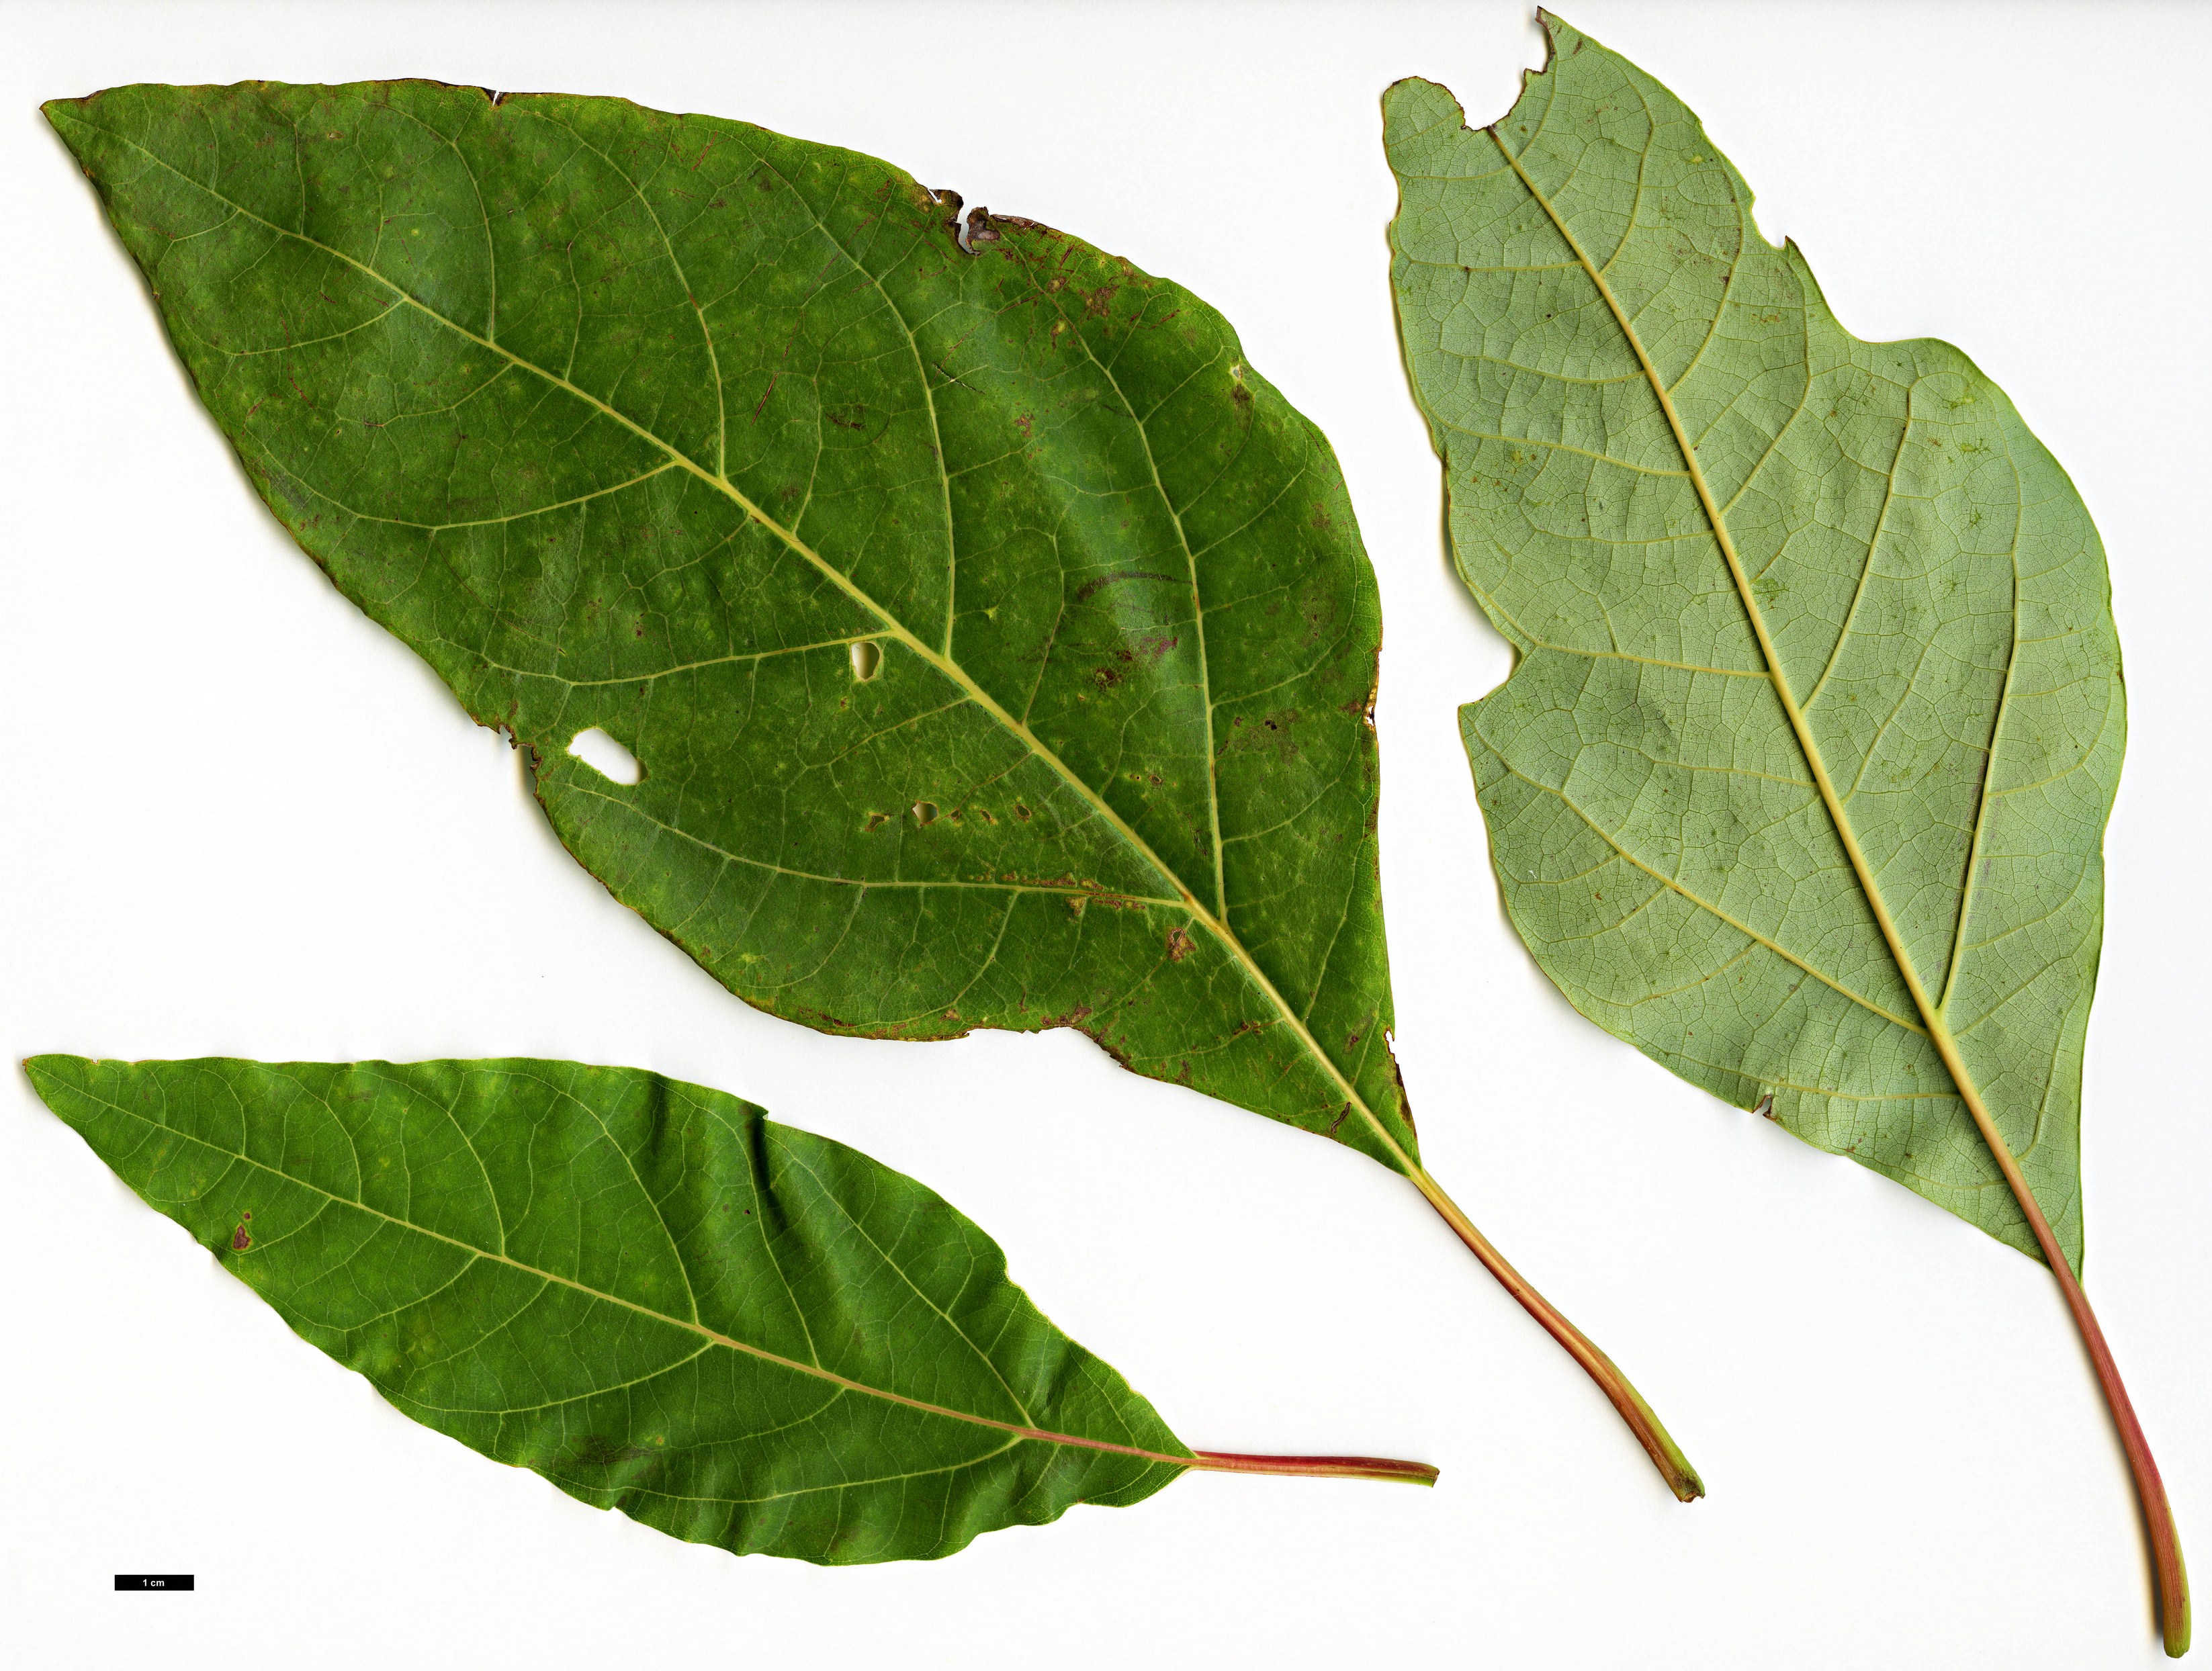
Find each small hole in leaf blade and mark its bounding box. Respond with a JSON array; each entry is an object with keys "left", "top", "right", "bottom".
[
  {"left": 568, "top": 727, "right": 642, "bottom": 785},
  {"left": 850, "top": 640, "right": 882, "bottom": 681},
  {"left": 913, "top": 801, "right": 938, "bottom": 825}
]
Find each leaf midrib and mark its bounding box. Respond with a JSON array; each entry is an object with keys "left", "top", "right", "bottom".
[
  {"left": 61, "top": 1077, "right": 1200, "bottom": 1473},
  {"left": 73, "top": 109, "right": 1409, "bottom": 1172},
  {"left": 1488, "top": 127, "right": 2015, "bottom": 1178}
]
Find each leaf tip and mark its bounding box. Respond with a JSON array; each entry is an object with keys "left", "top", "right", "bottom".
[{"left": 21, "top": 1052, "right": 81, "bottom": 1087}]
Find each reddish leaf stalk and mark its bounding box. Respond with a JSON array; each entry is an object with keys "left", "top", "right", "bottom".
[
  {"left": 1934, "top": 1038, "right": 2191, "bottom": 1657},
  {"left": 1190, "top": 1451, "right": 1440, "bottom": 1486},
  {"left": 1409, "top": 1167, "right": 1704, "bottom": 1502}
]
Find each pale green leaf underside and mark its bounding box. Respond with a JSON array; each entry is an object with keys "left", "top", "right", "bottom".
[
  {"left": 47, "top": 82, "right": 1413, "bottom": 1172},
  {"left": 1386, "top": 15, "right": 2123, "bottom": 1268},
  {"left": 26, "top": 1055, "right": 1190, "bottom": 1563}
]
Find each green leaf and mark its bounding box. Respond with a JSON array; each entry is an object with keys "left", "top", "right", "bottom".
[
  {"left": 42, "top": 81, "right": 1411, "bottom": 1171},
  {"left": 24, "top": 1054, "right": 1435, "bottom": 1565},
  {"left": 1385, "top": 15, "right": 2187, "bottom": 1653},
  {"left": 46, "top": 76, "right": 1705, "bottom": 1502},
  {"left": 1386, "top": 17, "right": 2116, "bottom": 1272}
]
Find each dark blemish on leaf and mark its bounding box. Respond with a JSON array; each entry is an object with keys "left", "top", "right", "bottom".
[
  {"left": 571, "top": 1435, "right": 655, "bottom": 1469},
  {"left": 1014, "top": 803, "right": 1032, "bottom": 821},
  {"left": 1165, "top": 925, "right": 1194, "bottom": 961},
  {"left": 864, "top": 812, "right": 890, "bottom": 832},
  {"left": 1074, "top": 569, "right": 1176, "bottom": 604},
  {"left": 931, "top": 188, "right": 970, "bottom": 250}
]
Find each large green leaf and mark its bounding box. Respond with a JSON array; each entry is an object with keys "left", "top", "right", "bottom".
[
  {"left": 1386, "top": 17, "right": 2119, "bottom": 1271},
  {"left": 47, "top": 75, "right": 1706, "bottom": 1502},
  {"left": 44, "top": 81, "right": 1410, "bottom": 1170},
  {"left": 1385, "top": 15, "right": 2186, "bottom": 1652},
  {"left": 25, "top": 1054, "right": 1433, "bottom": 1565}
]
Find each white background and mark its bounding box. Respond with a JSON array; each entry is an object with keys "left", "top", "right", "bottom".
[{"left": 3, "top": 3, "right": 2207, "bottom": 1666}]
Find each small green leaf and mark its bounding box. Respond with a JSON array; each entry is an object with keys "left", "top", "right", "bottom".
[
  {"left": 1386, "top": 13, "right": 2184, "bottom": 1651},
  {"left": 25, "top": 1054, "right": 1435, "bottom": 1565}
]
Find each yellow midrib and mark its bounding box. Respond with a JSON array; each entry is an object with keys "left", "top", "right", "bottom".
[
  {"left": 81, "top": 115, "right": 1413, "bottom": 1175},
  {"left": 1491, "top": 131, "right": 2028, "bottom": 1196}
]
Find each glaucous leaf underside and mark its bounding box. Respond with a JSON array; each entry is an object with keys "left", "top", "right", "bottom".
[
  {"left": 1386, "top": 14, "right": 2122, "bottom": 1268},
  {"left": 48, "top": 83, "right": 1413, "bottom": 1170},
  {"left": 27, "top": 1054, "right": 1191, "bottom": 1563}
]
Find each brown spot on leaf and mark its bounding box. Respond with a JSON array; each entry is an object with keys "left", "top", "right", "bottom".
[
  {"left": 1075, "top": 569, "right": 1176, "bottom": 604},
  {"left": 572, "top": 1435, "right": 654, "bottom": 1469},
  {"left": 1165, "top": 925, "right": 1194, "bottom": 961}
]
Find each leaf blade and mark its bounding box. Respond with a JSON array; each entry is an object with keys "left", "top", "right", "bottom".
[
  {"left": 1384, "top": 18, "right": 2119, "bottom": 1271},
  {"left": 44, "top": 81, "right": 1415, "bottom": 1170},
  {"left": 27, "top": 1053, "right": 1209, "bottom": 1562}
]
